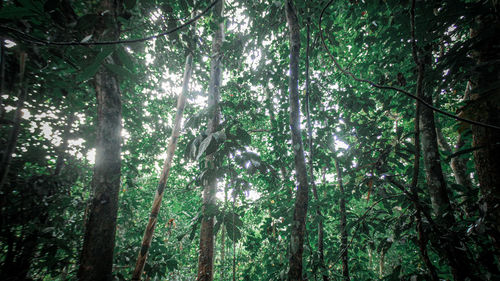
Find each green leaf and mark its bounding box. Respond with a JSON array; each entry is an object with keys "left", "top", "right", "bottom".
[
  {"left": 104, "top": 63, "right": 135, "bottom": 80},
  {"left": 124, "top": 0, "right": 136, "bottom": 9},
  {"left": 236, "top": 127, "right": 251, "bottom": 145},
  {"left": 0, "top": 6, "right": 36, "bottom": 19},
  {"left": 196, "top": 135, "right": 214, "bottom": 160},
  {"left": 76, "top": 46, "right": 115, "bottom": 82}
]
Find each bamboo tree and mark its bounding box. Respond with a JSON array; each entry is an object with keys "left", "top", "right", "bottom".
[
  {"left": 197, "top": 0, "right": 224, "bottom": 280},
  {"left": 131, "top": 53, "right": 193, "bottom": 280},
  {"left": 78, "top": 1, "right": 123, "bottom": 280},
  {"left": 285, "top": 1, "right": 310, "bottom": 280}
]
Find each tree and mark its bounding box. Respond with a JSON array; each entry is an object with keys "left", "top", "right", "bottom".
[
  {"left": 285, "top": 1, "right": 310, "bottom": 280},
  {"left": 470, "top": 2, "right": 500, "bottom": 255},
  {"left": 78, "top": 1, "right": 123, "bottom": 280},
  {"left": 197, "top": 0, "right": 224, "bottom": 280}
]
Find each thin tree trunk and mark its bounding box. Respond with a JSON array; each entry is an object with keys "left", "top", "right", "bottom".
[
  {"left": 197, "top": 1, "right": 224, "bottom": 280},
  {"left": 132, "top": 53, "right": 193, "bottom": 281},
  {"left": 54, "top": 112, "right": 75, "bottom": 176},
  {"left": 416, "top": 40, "right": 479, "bottom": 281},
  {"left": 0, "top": 33, "right": 5, "bottom": 119},
  {"left": 304, "top": 21, "right": 328, "bottom": 281},
  {"left": 419, "top": 56, "right": 479, "bottom": 281},
  {"left": 232, "top": 192, "right": 236, "bottom": 281},
  {"left": 470, "top": 4, "right": 500, "bottom": 254},
  {"left": 0, "top": 52, "right": 27, "bottom": 191},
  {"left": 436, "top": 127, "right": 473, "bottom": 190},
  {"left": 78, "top": 1, "right": 122, "bottom": 280},
  {"left": 285, "top": 1, "right": 310, "bottom": 280},
  {"left": 220, "top": 188, "right": 227, "bottom": 281},
  {"left": 409, "top": 4, "right": 439, "bottom": 278},
  {"left": 334, "top": 158, "right": 349, "bottom": 281}
]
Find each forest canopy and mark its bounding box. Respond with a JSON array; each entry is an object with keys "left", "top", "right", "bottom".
[{"left": 1, "top": 0, "right": 499, "bottom": 280}]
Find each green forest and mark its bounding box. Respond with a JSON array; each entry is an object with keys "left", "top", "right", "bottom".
[{"left": 1, "top": 0, "right": 499, "bottom": 280}]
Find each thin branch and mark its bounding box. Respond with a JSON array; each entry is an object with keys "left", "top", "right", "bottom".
[
  {"left": 318, "top": 0, "right": 500, "bottom": 130},
  {"left": 1, "top": 0, "right": 219, "bottom": 46}
]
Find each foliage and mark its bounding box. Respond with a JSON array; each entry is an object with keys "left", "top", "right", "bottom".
[{"left": 0, "top": 0, "right": 499, "bottom": 280}]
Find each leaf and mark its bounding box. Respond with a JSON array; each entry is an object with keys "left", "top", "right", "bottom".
[
  {"left": 225, "top": 222, "right": 241, "bottom": 242},
  {"left": 80, "top": 34, "right": 93, "bottom": 43},
  {"left": 124, "top": 0, "right": 136, "bottom": 9},
  {"left": 236, "top": 127, "right": 251, "bottom": 145},
  {"left": 76, "top": 46, "right": 115, "bottom": 82},
  {"left": 104, "top": 63, "right": 135, "bottom": 80},
  {"left": 0, "top": 6, "right": 36, "bottom": 19},
  {"left": 115, "top": 46, "right": 136, "bottom": 72},
  {"left": 196, "top": 135, "right": 214, "bottom": 161}
]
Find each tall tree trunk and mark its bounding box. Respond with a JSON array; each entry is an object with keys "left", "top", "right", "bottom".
[
  {"left": 78, "top": 1, "right": 122, "bottom": 280},
  {"left": 220, "top": 188, "right": 227, "bottom": 281},
  {"left": 408, "top": 6, "right": 439, "bottom": 278},
  {"left": 0, "top": 52, "right": 27, "bottom": 191},
  {"left": 0, "top": 32, "right": 5, "bottom": 120},
  {"left": 285, "top": 1, "right": 310, "bottom": 280},
  {"left": 132, "top": 53, "right": 193, "bottom": 281},
  {"left": 197, "top": 1, "right": 224, "bottom": 280},
  {"left": 470, "top": 4, "right": 500, "bottom": 254},
  {"left": 304, "top": 22, "right": 328, "bottom": 281},
  {"left": 232, "top": 192, "right": 236, "bottom": 281},
  {"left": 334, "top": 158, "right": 349, "bottom": 281},
  {"left": 418, "top": 47, "right": 479, "bottom": 281}
]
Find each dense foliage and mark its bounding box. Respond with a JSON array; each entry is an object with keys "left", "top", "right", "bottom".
[{"left": 1, "top": 0, "right": 499, "bottom": 280}]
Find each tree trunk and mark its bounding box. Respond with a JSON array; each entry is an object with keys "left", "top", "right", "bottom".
[
  {"left": 334, "top": 158, "right": 350, "bottom": 281},
  {"left": 419, "top": 51, "right": 478, "bottom": 281},
  {"left": 197, "top": 1, "right": 224, "bottom": 280},
  {"left": 410, "top": 47, "right": 439, "bottom": 281},
  {"left": 304, "top": 21, "right": 328, "bottom": 281},
  {"left": 0, "top": 52, "right": 26, "bottom": 191},
  {"left": 285, "top": 1, "right": 310, "bottom": 280},
  {"left": 132, "top": 53, "right": 193, "bottom": 280},
  {"left": 436, "top": 127, "right": 473, "bottom": 191},
  {"left": 0, "top": 33, "right": 5, "bottom": 119},
  {"left": 470, "top": 4, "right": 500, "bottom": 254},
  {"left": 78, "top": 1, "right": 122, "bottom": 280}
]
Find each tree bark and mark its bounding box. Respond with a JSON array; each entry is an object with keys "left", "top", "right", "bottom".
[
  {"left": 470, "top": 4, "right": 500, "bottom": 254},
  {"left": 78, "top": 1, "right": 122, "bottom": 280},
  {"left": 418, "top": 48, "right": 480, "bottom": 281},
  {"left": 197, "top": 1, "right": 224, "bottom": 280},
  {"left": 285, "top": 1, "right": 310, "bottom": 280},
  {"left": 436, "top": 127, "right": 473, "bottom": 191},
  {"left": 411, "top": 56, "right": 439, "bottom": 281},
  {"left": 304, "top": 21, "right": 328, "bottom": 281},
  {"left": 0, "top": 52, "right": 27, "bottom": 191},
  {"left": 132, "top": 53, "right": 193, "bottom": 280}
]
